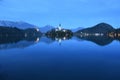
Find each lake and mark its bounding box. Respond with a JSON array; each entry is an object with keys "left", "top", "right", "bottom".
[{"left": 0, "top": 36, "right": 120, "bottom": 80}]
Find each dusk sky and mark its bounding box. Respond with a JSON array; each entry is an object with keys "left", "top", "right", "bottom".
[{"left": 0, "top": 0, "right": 120, "bottom": 28}]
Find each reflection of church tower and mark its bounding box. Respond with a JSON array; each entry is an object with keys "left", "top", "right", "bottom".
[{"left": 58, "top": 38, "right": 62, "bottom": 46}]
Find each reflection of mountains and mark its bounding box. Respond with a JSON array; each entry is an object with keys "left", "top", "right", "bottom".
[
  {"left": 0, "top": 35, "right": 119, "bottom": 49},
  {"left": 0, "top": 35, "right": 42, "bottom": 49},
  {"left": 0, "top": 37, "right": 54, "bottom": 50},
  {"left": 42, "top": 35, "right": 119, "bottom": 46},
  {"left": 0, "top": 36, "right": 40, "bottom": 50},
  {"left": 0, "top": 41, "right": 38, "bottom": 50},
  {"left": 75, "top": 36, "right": 114, "bottom": 46},
  {"left": 40, "top": 37, "right": 54, "bottom": 44}
]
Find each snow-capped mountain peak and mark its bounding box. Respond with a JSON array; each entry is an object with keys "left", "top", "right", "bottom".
[{"left": 0, "top": 20, "right": 38, "bottom": 29}]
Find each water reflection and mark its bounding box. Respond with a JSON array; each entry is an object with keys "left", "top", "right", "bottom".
[
  {"left": 75, "top": 35, "right": 114, "bottom": 46},
  {"left": 0, "top": 72, "right": 7, "bottom": 80},
  {"left": 75, "top": 33, "right": 120, "bottom": 46},
  {"left": 0, "top": 34, "right": 120, "bottom": 50},
  {"left": 0, "top": 35, "right": 41, "bottom": 50},
  {"left": 0, "top": 65, "right": 8, "bottom": 80}
]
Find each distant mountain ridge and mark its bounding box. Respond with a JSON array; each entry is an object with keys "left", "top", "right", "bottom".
[
  {"left": 71, "top": 27, "right": 83, "bottom": 32},
  {"left": 0, "top": 21, "right": 119, "bottom": 35},
  {"left": 39, "top": 25, "right": 54, "bottom": 33},
  {"left": 76, "top": 23, "right": 114, "bottom": 33},
  {"left": 0, "top": 20, "right": 38, "bottom": 29}
]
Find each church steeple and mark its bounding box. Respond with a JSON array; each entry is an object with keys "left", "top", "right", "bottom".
[
  {"left": 59, "top": 24, "right": 61, "bottom": 27},
  {"left": 58, "top": 24, "right": 62, "bottom": 30}
]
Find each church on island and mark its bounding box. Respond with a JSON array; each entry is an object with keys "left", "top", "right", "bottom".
[
  {"left": 55, "top": 24, "right": 67, "bottom": 33},
  {"left": 45, "top": 24, "right": 73, "bottom": 42}
]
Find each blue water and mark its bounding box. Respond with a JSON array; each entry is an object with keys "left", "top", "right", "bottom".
[{"left": 0, "top": 38, "right": 120, "bottom": 80}]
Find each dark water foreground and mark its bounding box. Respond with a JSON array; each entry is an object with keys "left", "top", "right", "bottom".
[{"left": 0, "top": 35, "right": 120, "bottom": 80}]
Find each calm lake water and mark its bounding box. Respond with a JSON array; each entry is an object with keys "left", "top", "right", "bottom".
[{"left": 0, "top": 36, "right": 120, "bottom": 80}]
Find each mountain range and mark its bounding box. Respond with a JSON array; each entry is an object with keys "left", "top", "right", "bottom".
[
  {"left": 0, "top": 20, "right": 120, "bottom": 35},
  {"left": 0, "top": 20, "right": 85, "bottom": 32},
  {"left": 39, "top": 25, "right": 54, "bottom": 33},
  {"left": 71, "top": 27, "right": 83, "bottom": 32},
  {"left": 0, "top": 20, "right": 38, "bottom": 29},
  {"left": 0, "top": 20, "right": 56, "bottom": 33},
  {"left": 76, "top": 23, "right": 115, "bottom": 34}
]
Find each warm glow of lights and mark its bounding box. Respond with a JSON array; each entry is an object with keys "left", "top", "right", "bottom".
[
  {"left": 58, "top": 27, "right": 62, "bottom": 30},
  {"left": 63, "top": 30, "right": 66, "bottom": 32},
  {"left": 118, "top": 33, "right": 120, "bottom": 37},
  {"left": 36, "top": 28, "right": 39, "bottom": 32},
  {"left": 55, "top": 29, "right": 58, "bottom": 31},
  {"left": 63, "top": 37, "right": 66, "bottom": 40},
  {"left": 109, "top": 32, "right": 115, "bottom": 38},
  {"left": 24, "top": 33, "right": 27, "bottom": 37},
  {"left": 58, "top": 39, "right": 62, "bottom": 43},
  {"left": 35, "top": 37, "right": 40, "bottom": 42},
  {"left": 94, "top": 33, "right": 101, "bottom": 36},
  {"left": 101, "top": 33, "right": 104, "bottom": 36},
  {"left": 55, "top": 38, "right": 58, "bottom": 41}
]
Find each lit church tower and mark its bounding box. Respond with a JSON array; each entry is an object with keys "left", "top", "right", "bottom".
[{"left": 58, "top": 24, "right": 62, "bottom": 31}]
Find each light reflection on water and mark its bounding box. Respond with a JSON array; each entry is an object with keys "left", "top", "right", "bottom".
[{"left": 0, "top": 36, "right": 120, "bottom": 80}]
